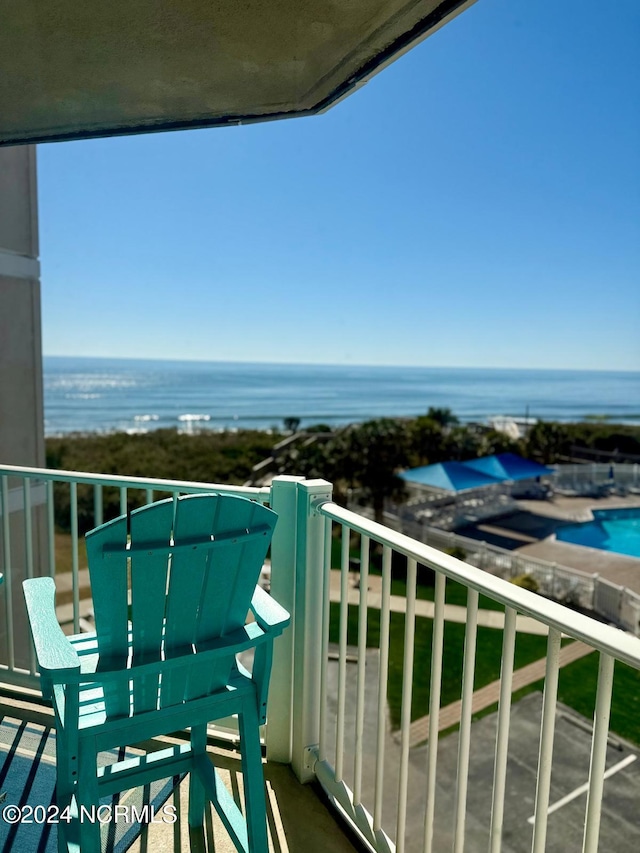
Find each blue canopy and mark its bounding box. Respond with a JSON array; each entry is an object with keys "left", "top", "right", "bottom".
[
  {"left": 399, "top": 461, "right": 502, "bottom": 493},
  {"left": 464, "top": 453, "right": 553, "bottom": 482}
]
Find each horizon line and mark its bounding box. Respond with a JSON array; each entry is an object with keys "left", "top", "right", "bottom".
[{"left": 41, "top": 353, "right": 640, "bottom": 375}]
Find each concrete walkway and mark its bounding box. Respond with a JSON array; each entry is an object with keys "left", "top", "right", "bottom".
[
  {"left": 329, "top": 570, "right": 550, "bottom": 635},
  {"left": 329, "top": 569, "right": 597, "bottom": 749},
  {"left": 407, "top": 640, "right": 595, "bottom": 747}
]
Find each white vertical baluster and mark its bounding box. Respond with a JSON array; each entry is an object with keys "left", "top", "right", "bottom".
[
  {"left": 423, "top": 570, "right": 446, "bottom": 853},
  {"left": 119, "top": 486, "right": 127, "bottom": 517},
  {"left": 353, "top": 534, "right": 370, "bottom": 805},
  {"left": 70, "top": 481, "right": 80, "bottom": 634},
  {"left": 1, "top": 476, "right": 15, "bottom": 670},
  {"left": 146, "top": 488, "right": 154, "bottom": 506},
  {"left": 94, "top": 483, "right": 103, "bottom": 527},
  {"left": 23, "top": 479, "right": 33, "bottom": 579},
  {"left": 453, "top": 587, "right": 479, "bottom": 853},
  {"left": 46, "top": 480, "right": 55, "bottom": 577},
  {"left": 489, "top": 606, "right": 517, "bottom": 853},
  {"left": 582, "top": 652, "right": 615, "bottom": 853},
  {"left": 397, "top": 557, "right": 417, "bottom": 853},
  {"left": 373, "top": 545, "right": 392, "bottom": 832},
  {"left": 23, "top": 479, "right": 37, "bottom": 672},
  {"left": 531, "top": 627, "right": 562, "bottom": 853},
  {"left": 335, "top": 524, "right": 351, "bottom": 782}
]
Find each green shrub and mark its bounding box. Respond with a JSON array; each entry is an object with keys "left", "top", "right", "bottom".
[
  {"left": 46, "top": 428, "right": 283, "bottom": 533},
  {"left": 446, "top": 546, "right": 467, "bottom": 561},
  {"left": 511, "top": 573, "right": 539, "bottom": 592}
]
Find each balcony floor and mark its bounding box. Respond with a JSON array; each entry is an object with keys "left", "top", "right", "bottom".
[
  {"left": 0, "top": 691, "right": 359, "bottom": 853},
  {"left": 131, "top": 749, "right": 360, "bottom": 853}
]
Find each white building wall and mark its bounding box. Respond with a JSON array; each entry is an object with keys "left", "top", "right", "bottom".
[
  {"left": 0, "top": 145, "right": 47, "bottom": 671},
  {"left": 0, "top": 145, "right": 44, "bottom": 468}
]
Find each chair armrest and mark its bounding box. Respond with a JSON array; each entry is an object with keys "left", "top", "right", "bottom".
[
  {"left": 250, "top": 585, "right": 290, "bottom": 634},
  {"left": 248, "top": 587, "right": 289, "bottom": 724},
  {"left": 23, "top": 578, "right": 80, "bottom": 687},
  {"left": 55, "top": 622, "right": 268, "bottom": 686}
]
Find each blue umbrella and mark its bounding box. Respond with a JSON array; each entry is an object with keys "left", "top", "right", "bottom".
[
  {"left": 399, "top": 461, "right": 502, "bottom": 493},
  {"left": 464, "top": 453, "right": 553, "bottom": 482}
]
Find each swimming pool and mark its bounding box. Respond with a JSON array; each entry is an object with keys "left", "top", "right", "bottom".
[{"left": 556, "top": 507, "right": 640, "bottom": 559}]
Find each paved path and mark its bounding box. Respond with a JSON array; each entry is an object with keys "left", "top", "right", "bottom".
[
  {"left": 329, "top": 570, "right": 550, "bottom": 635},
  {"left": 328, "top": 570, "right": 597, "bottom": 749},
  {"left": 407, "top": 640, "right": 596, "bottom": 747}
]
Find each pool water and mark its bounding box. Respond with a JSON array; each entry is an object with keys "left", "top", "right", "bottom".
[{"left": 556, "top": 508, "right": 640, "bottom": 559}]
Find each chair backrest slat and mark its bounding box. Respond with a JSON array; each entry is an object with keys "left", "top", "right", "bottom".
[
  {"left": 129, "top": 498, "right": 175, "bottom": 713},
  {"left": 188, "top": 497, "right": 272, "bottom": 700},
  {"left": 85, "top": 515, "right": 130, "bottom": 717},
  {"left": 161, "top": 494, "right": 222, "bottom": 706}
]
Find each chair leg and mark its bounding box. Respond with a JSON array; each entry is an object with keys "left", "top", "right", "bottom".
[
  {"left": 54, "top": 729, "right": 75, "bottom": 853},
  {"left": 188, "top": 723, "right": 208, "bottom": 827},
  {"left": 238, "top": 700, "right": 269, "bottom": 853},
  {"left": 76, "top": 738, "right": 101, "bottom": 853}
]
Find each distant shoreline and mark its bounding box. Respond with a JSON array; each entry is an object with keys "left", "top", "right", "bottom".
[{"left": 43, "top": 414, "right": 640, "bottom": 440}]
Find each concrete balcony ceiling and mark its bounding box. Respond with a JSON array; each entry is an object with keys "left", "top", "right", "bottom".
[{"left": 1, "top": 0, "right": 476, "bottom": 146}]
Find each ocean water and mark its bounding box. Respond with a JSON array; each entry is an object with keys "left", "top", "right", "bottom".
[{"left": 43, "top": 356, "right": 640, "bottom": 437}]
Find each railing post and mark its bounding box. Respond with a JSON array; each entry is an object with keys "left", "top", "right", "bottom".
[
  {"left": 265, "top": 475, "right": 303, "bottom": 764},
  {"left": 291, "top": 478, "right": 333, "bottom": 783}
]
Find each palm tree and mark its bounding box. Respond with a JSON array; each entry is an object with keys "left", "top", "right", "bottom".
[
  {"left": 409, "top": 416, "right": 446, "bottom": 466},
  {"left": 425, "top": 406, "right": 459, "bottom": 428},
  {"left": 333, "top": 419, "right": 409, "bottom": 524},
  {"left": 526, "top": 420, "right": 567, "bottom": 463}
]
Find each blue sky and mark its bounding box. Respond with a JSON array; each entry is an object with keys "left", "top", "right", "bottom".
[{"left": 38, "top": 0, "right": 639, "bottom": 371}]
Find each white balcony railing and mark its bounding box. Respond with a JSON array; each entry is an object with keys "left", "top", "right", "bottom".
[{"left": 1, "top": 465, "right": 639, "bottom": 853}]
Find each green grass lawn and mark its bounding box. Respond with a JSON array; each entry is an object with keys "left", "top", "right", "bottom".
[
  {"left": 389, "top": 574, "right": 506, "bottom": 612},
  {"left": 328, "top": 602, "right": 640, "bottom": 746},
  {"left": 329, "top": 603, "right": 551, "bottom": 728},
  {"left": 509, "top": 654, "right": 640, "bottom": 746}
]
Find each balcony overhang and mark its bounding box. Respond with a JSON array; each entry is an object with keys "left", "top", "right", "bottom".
[{"left": 1, "top": 0, "right": 477, "bottom": 147}]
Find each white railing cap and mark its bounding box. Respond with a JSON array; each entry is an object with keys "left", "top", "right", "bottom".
[{"left": 0, "top": 463, "right": 270, "bottom": 501}]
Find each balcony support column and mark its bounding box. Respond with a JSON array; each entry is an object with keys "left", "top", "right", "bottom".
[
  {"left": 0, "top": 146, "right": 47, "bottom": 675},
  {"left": 291, "top": 479, "right": 332, "bottom": 783},
  {"left": 265, "top": 476, "right": 304, "bottom": 764}
]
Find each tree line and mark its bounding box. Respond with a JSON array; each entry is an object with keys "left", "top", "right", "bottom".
[
  {"left": 46, "top": 428, "right": 281, "bottom": 532},
  {"left": 274, "top": 413, "right": 640, "bottom": 523},
  {"left": 46, "top": 415, "right": 640, "bottom": 531},
  {"left": 274, "top": 408, "right": 518, "bottom": 522}
]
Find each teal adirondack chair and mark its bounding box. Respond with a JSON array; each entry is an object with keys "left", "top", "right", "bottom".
[{"left": 23, "top": 493, "right": 289, "bottom": 853}]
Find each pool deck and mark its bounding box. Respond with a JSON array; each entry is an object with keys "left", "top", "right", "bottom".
[{"left": 457, "top": 494, "right": 640, "bottom": 594}]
